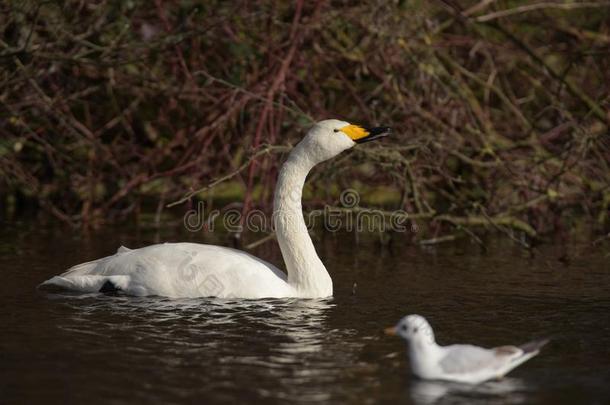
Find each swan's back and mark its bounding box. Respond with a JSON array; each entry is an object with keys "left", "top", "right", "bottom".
[{"left": 40, "top": 243, "right": 292, "bottom": 298}]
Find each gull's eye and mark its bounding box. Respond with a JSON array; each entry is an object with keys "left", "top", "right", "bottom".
[{"left": 401, "top": 324, "right": 408, "bottom": 331}]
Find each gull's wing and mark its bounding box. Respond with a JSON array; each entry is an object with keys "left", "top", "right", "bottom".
[{"left": 438, "top": 344, "right": 522, "bottom": 375}]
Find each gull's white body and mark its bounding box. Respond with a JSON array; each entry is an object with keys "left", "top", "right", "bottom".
[
  {"left": 40, "top": 119, "right": 376, "bottom": 299},
  {"left": 389, "top": 315, "right": 548, "bottom": 385}
]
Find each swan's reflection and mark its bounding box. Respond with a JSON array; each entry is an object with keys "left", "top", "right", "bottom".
[
  {"left": 410, "top": 377, "right": 529, "bottom": 405},
  {"left": 52, "top": 294, "right": 335, "bottom": 344},
  {"left": 47, "top": 294, "right": 353, "bottom": 402}
]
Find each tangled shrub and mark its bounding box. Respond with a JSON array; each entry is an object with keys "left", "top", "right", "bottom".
[{"left": 1, "top": 0, "right": 609, "bottom": 243}]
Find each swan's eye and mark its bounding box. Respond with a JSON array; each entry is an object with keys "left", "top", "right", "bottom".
[
  {"left": 413, "top": 327, "right": 419, "bottom": 333},
  {"left": 401, "top": 324, "right": 408, "bottom": 331},
  {"left": 333, "top": 129, "right": 339, "bottom": 133}
]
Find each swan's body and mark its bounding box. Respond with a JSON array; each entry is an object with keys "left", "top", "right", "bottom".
[
  {"left": 386, "top": 315, "right": 549, "bottom": 384},
  {"left": 40, "top": 120, "right": 390, "bottom": 298},
  {"left": 42, "top": 244, "right": 291, "bottom": 298}
]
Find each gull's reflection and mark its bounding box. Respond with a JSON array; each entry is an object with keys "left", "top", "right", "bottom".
[{"left": 410, "top": 377, "right": 529, "bottom": 405}]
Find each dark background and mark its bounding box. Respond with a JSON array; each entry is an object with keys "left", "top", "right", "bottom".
[{"left": 1, "top": 0, "right": 609, "bottom": 244}]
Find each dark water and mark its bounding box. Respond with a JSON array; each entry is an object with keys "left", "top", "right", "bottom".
[{"left": 1, "top": 220, "right": 609, "bottom": 404}]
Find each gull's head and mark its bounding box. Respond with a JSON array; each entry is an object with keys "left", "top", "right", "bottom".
[
  {"left": 300, "top": 119, "right": 391, "bottom": 163},
  {"left": 385, "top": 314, "right": 435, "bottom": 345}
]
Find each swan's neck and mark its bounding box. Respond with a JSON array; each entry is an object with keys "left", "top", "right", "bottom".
[{"left": 273, "top": 143, "right": 332, "bottom": 297}]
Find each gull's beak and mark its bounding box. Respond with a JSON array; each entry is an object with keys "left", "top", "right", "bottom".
[
  {"left": 384, "top": 326, "right": 397, "bottom": 336},
  {"left": 340, "top": 125, "right": 392, "bottom": 144}
]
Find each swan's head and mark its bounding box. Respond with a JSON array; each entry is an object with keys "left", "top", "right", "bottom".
[
  {"left": 299, "top": 119, "right": 391, "bottom": 163},
  {"left": 385, "top": 314, "right": 436, "bottom": 345}
]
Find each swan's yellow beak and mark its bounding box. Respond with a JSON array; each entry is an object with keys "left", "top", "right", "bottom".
[
  {"left": 384, "top": 326, "right": 397, "bottom": 336},
  {"left": 340, "top": 125, "right": 391, "bottom": 144}
]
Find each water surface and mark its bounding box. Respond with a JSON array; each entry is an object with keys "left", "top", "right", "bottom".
[{"left": 1, "top": 220, "right": 609, "bottom": 404}]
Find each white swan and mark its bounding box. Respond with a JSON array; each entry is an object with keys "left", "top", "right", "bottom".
[{"left": 40, "top": 119, "right": 390, "bottom": 298}]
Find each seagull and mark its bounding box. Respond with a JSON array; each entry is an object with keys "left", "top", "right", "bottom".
[{"left": 385, "top": 314, "right": 549, "bottom": 384}]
